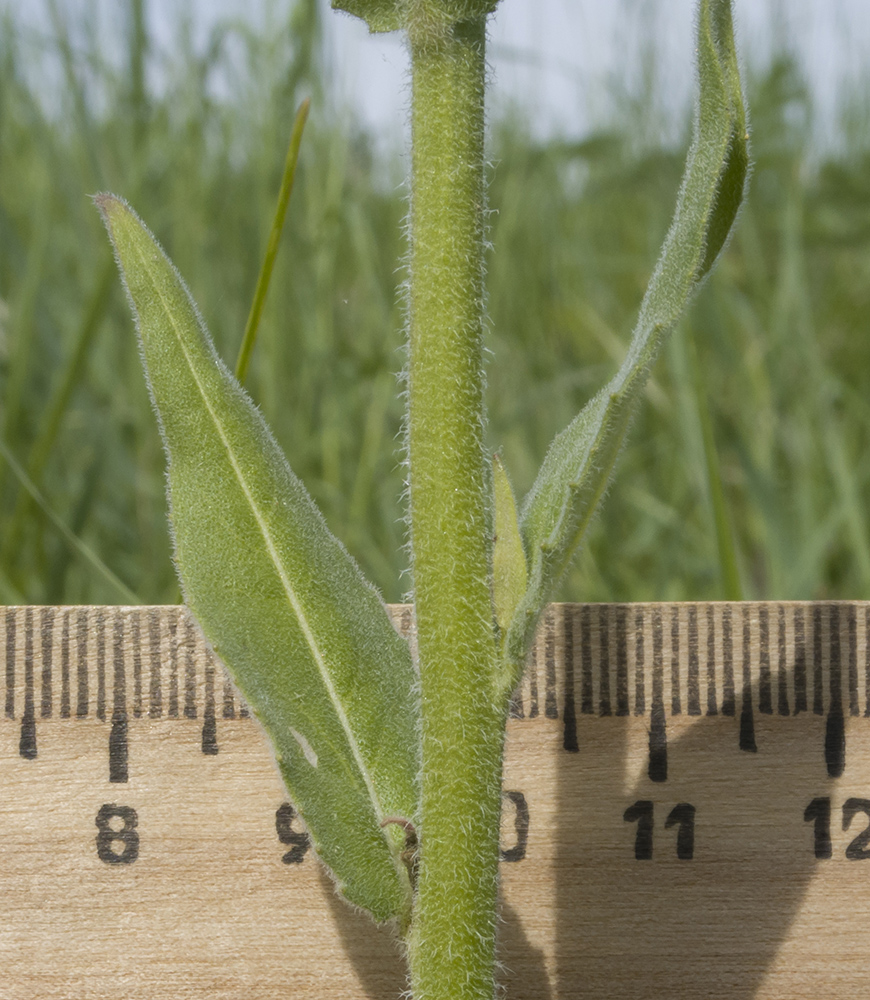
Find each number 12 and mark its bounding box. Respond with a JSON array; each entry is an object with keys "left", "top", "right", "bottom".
[{"left": 804, "top": 797, "right": 870, "bottom": 860}]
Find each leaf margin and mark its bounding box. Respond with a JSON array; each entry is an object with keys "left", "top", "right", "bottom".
[
  {"left": 96, "top": 192, "right": 421, "bottom": 924},
  {"left": 500, "top": 0, "right": 750, "bottom": 690}
]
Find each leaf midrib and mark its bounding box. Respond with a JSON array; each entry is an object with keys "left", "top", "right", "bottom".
[{"left": 130, "top": 234, "right": 389, "bottom": 830}]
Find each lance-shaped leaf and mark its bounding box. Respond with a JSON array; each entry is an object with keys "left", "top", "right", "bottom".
[
  {"left": 503, "top": 0, "right": 749, "bottom": 678},
  {"left": 492, "top": 454, "right": 527, "bottom": 637},
  {"left": 96, "top": 195, "right": 419, "bottom": 924}
]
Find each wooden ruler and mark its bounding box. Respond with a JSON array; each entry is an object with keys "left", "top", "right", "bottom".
[{"left": 2, "top": 601, "right": 870, "bottom": 999}]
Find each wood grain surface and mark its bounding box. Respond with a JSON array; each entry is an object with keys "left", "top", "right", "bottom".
[{"left": 1, "top": 602, "right": 869, "bottom": 999}]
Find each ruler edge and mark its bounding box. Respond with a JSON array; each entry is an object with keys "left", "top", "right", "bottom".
[{"left": 1, "top": 600, "right": 867, "bottom": 723}]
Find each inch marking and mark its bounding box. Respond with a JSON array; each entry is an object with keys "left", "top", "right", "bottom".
[
  {"left": 649, "top": 608, "right": 667, "bottom": 782},
  {"left": 19, "top": 607, "right": 36, "bottom": 759},
  {"left": 687, "top": 604, "right": 699, "bottom": 716},
  {"left": 109, "top": 611, "right": 128, "bottom": 783},
  {"left": 0, "top": 606, "right": 251, "bottom": 781},
  {"left": 740, "top": 607, "right": 757, "bottom": 753},
  {"left": 509, "top": 602, "right": 869, "bottom": 778},
  {"left": 202, "top": 653, "right": 218, "bottom": 756},
  {"left": 40, "top": 605, "right": 53, "bottom": 719}
]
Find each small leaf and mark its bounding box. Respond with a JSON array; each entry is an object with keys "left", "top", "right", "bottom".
[
  {"left": 96, "top": 194, "right": 419, "bottom": 924},
  {"left": 503, "top": 0, "right": 749, "bottom": 677},
  {"left": 492, "top": 454, "right": 527, "bottom": 636},
  {"left": 332, "top": 0, "right": 402, "bottom": 33},
  {"left": 331, "top": 0, "right": 501, "bottom": 34}
]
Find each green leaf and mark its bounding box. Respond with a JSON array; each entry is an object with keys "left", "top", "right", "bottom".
[
  {"left": 331, "top": 0, "right": 501, "bottom": 34},
  {"left": 96, "top": 194, "right": 419, "bottom": 924},
  {"left": 503, "top": 0, "right": 749, "bottom": 676},
  {"left": 492, "top": 454, "right": 527, "bottom": 636},
  {"left": 331, "top": 0, "right": 402, "bottom": 32}
]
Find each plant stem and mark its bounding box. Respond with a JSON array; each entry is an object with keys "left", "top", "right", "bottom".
[{"left": 405, "top": 14, "right": 502, "bottom": 1000}]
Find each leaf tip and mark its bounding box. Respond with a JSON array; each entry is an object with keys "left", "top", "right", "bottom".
[
  {"left": 91, "top": 191, "right": 125, "bottom": 225},
  {"left": 92, "top": 193, "right": 142, "bottom": 254}
]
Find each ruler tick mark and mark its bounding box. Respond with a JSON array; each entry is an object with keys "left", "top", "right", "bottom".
[
  {"left": 562, "top": 606, "right": 578, "bottom": 752},
  {"left": 168, "top": 617, "right": 179, "bottom": 718},
  {"left": 545, "top": 611, "right": 558, "bottom": 720},
  {"left": 706, "top": 605, "right": 717, "bottom": 716},
  {"left": 825, "top": 704, "right": 845, "bottom": 779},
  {"left": 184, "top": 615, "right": 197, "bottom": 719},
  {"left": 109, "top": 613, "right": 128, "bottom": 783},
  {"left": 598, "top": 606, "right": 611, "bottom": 717},
  {"left": 670, "top": 606, "right": 681, "bottom": 717},
  {"left": 687, "top": 605, "right": 700, "bottom": 716},
  {"left": 60, "top": 610, "right": 70, "bottom": 718},
  {"left": 616, "top": 605, "right": 629, "bottom": 716},
  {"left": 813, "top": 605, "right": 824, "bottom": 715},
  {"left": 794, "top": 605, "right": 807, "bottom": 713},
  {"left": 19, "top": 607, "right": 36, "bottom": 760},
  {"left": 649, "top": 607, "right": 667, "bottom": 782},
  {"left": 777, "top": 605, "right": 790, "bottom": 716},
  {"left": 759, "top": 605, "right": 772, "bottom": 715},
  {"left": 148, "top": 608, "right": 163, "bottom": 718},
  {"left": 739, "top": 607, "right": 756, "bottom": 753},
  {"left": 132, "top": 612, "right": 143, "bottom": 719},
  {"left": 76, "top": 608, "right": 88, "bottom": 718},
  {"left": 4, "top": 603, "right": 870, "bottom": 785},
  {"left": 848, "top": 603, "right": 859, "bottom": 717},
  {"left": 223, "top": 670, "right": 236, "bottom": 719},
  {"left": 825, "top": 604, "right": 846, "bottom": 778},
  {"left": 40, "top": 606, "right": 53, "bottom": 719},
  {"left": 202, "top": 651, "right": 218, "bottom": 755},
  {"left": 527, "top": 640, "right": 538, "bottom": 719},
  {"left": 866, "top": 607, "right": 870, "bottom": 718},
  {"left": 634, "top": 607, "right": 645, "bottom": 716},
  {"left": 96, "top": 610, "right": 106, "bottom": 722},
  {"left": 722, "top": 605, "right": 735, "bottom": 716},
  {"left": 580, "top": 605, "right": 592, "bottom": 715},
  {"left": 5, "top": 607, "right": 15, "bottom": 719}
]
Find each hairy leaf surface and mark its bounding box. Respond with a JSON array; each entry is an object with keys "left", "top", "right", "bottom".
[
  {"left": 504, "top": 0, "right": 749, "bottom": 677},
  {"left": 492, "top": 454, "right": 527, "bottom": 637},
  {"left": 97, "top": 195, "right": 419, "bottom": 923}
]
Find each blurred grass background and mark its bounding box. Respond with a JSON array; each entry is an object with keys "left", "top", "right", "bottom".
[{"left": 0, "top": 0, "right": 869, "bottom": 606}]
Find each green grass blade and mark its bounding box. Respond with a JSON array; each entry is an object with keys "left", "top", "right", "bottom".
[
  {"left": 505, "top": 0, "right": 749, "bottom": 673},
  {"left": 688, "top": 324, "right": 743, "bottom": 600},
  {"left": 1, "top": 260, "right": 114, "bottom": 564},
  {"left": 44, "top": 454, "right": 104, "bottom": 604},
  {"left": 0, "top": 436, "right": 141, "bottom": 604},
  {"left": 0, "top": 197, "right": 50, "bottom": 492},
  {"left": 0, "top": 563, "right": 25, "bottom": 604},
  {"left": 235, "top": 98, "right": 310, "bottom": 384},
  {"left": 97, "top": 194, "right": 419, "bottom": 924}
]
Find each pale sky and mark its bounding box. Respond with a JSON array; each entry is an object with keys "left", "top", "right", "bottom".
[
  {"left": 6, "top": 0, "right": 870, "bottom": 147},
  {"left": 323, "top": 0, "right": 870, "bottom": 146}
]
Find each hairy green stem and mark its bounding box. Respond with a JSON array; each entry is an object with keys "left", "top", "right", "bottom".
[{"left": 405, "top": 15, "right": 503, "bottom": 1000}]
